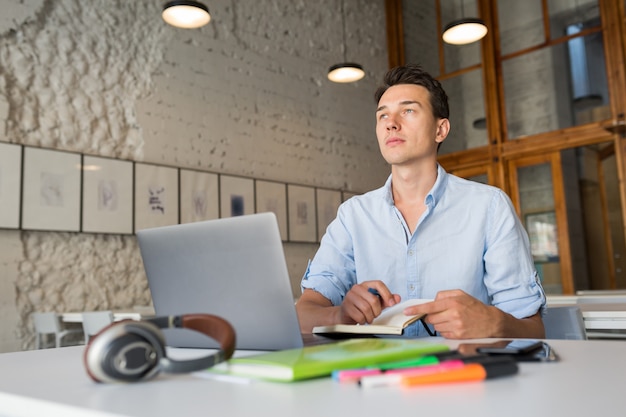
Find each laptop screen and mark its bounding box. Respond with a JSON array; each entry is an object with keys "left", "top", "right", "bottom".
[{"left": 137, "top": 212, "right": 304, "bottom": 350}]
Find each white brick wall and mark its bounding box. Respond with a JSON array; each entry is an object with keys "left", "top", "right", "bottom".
[{"left": 0, "top": 0, "right": 389, "bottom": 352}]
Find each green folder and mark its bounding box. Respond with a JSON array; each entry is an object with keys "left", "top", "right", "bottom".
[{"left": 215, "top": 338, "right": 450, "bottom": 382}]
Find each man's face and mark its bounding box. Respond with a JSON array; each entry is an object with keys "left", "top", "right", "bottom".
[{"left": 375, "top": 84, "right": 448, "bottom": 167}]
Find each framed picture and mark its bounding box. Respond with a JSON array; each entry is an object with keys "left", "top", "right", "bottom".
[
  {"left": 21, "top": 147, "right": 81, "bottom": 232},
  {"left": 255, "top": 180, "right": 288, "bottom": 241},
  {"left": 134, "top": 163, "right": 179, "bottom": 232},
  {"left": 316, "top": 188, "right": 342, "bottom": 241},
  {"left": 180, "top": 169, "right": 219, "bottom": 224},
  {"left": 220, "top": 175, "right": 254, "bottom": 218},
  {"left": 287, "top": 184, "right": 317, "bottom": 242},
  {"left": 0, "top": 143, "right": 22, "bottom": 229},
  {"left": 525, "top": 211, "right": 559, "bottom": 262},
  {"left": 82, "top": 156, "right": 133, "bottom": 234}
]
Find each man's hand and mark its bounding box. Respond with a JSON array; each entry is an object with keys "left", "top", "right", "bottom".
[
  {"left": 339, "top": 281, "right": 401, "bottom": 325},
  {"left": 404, "top": 289, "right": 502, "bottom": 339},
  {"left": 404, "top": 289, "right": 545, "bottom": 339},
  {"left": 295, "top": 281, "right": 400, "bottom": 333}
]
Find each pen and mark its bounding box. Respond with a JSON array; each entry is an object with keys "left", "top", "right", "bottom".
[
  {"left": 333, "top": 355, "right": 442, "bottom": 383},
  {"left": 358, "top": 355, "right": 516, "bottom": 388},
  {"left": 334, "top": 350, "right": 497, "bottom": 383},
  {"left": 377, "top": 355, "right": 441, "bottom": 370},
  {"left": 365, "top": 350, "right": 491, "bottom": 371},
  {"left": 359, "top": 360, "right": 468, "bottom": 388},
  {"left": 401, "top": 357, "right": 518, "bottom": 387},
  {"left": 367, "top": 287, "right": 381, "bottom": 298}
]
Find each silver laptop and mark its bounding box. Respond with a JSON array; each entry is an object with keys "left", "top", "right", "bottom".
[{"left": 137, "top": 212, "right": 304, "bottom": 351}]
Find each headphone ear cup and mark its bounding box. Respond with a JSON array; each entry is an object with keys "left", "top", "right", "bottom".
[{"left": 83, "top": 321, "right": 166, "bottom": 383}]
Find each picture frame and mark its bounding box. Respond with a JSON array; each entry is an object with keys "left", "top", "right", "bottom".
[
  {"left": 81, "top": 155, "right": 134, "bottom": 234},
  {"left": 255, "top": 180, "right": 288, "bottom": 241},
  {"left": 21, "top": 146, "right": 82, "bottom": 232},
  {"left": 316, "top": 188, "right": 342, "bottom": 241},
  {"left": 287, "top": 184, "right": 317, "bottom": 243},
  {"left": 220, "top": 175, "right": 254, "bottom": 218},
  {"left": 134, "top": 163, "right": 179, "bottom": 232},
  {"left": 525, "top": 211, "right": 559, "bottom": 262},
  {"left": 0, "top": 143, "right": 22, "bottom": 229},
  {"left": 180, "top": 169, "right": 219, "bottom": 224}
]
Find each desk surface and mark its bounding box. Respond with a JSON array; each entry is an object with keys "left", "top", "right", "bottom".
[{"left": 0, "top": 339, "right": 624, "bottom": 417}]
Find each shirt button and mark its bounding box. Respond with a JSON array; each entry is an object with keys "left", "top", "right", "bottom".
[{"left": 408, "top": 250, "right": 414, "bottom": 256}]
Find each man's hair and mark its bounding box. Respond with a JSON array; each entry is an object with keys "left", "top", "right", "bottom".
[{"left": 374, "top": 65, "right": 450, "bottom": 120}]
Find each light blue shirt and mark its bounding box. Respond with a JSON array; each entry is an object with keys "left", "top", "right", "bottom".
[{"left": 301, "top": 165, "right": 546, "bottom": 337}]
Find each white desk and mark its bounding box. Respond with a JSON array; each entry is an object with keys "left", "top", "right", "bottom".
[{"left": 0, "top": 339, "right": 624, "bottom": 417}]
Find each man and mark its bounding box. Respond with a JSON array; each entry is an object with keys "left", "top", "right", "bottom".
[{"left": 296, "top": 65, "right": 546, "bottom": 339}]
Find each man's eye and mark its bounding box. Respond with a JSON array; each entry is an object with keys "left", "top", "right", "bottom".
[
  {"left": 405, "top": 109, "right": 414, "bottom": 114},
  {"left": 378, "top": 114, "right": 388, "bottom": 120}
]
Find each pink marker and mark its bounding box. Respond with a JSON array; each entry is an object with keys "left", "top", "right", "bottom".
[
  {"left": 359, "top": 360, "right": 466, "bottom": 388},
  {"left": 332, "top": 368, "right": 382, "bottom": 383}
]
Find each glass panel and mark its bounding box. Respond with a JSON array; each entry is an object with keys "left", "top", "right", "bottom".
[
  {"left": 502, "top": 33, "right": 609, "bottom": 140},
  {"left": 602, "top": 153, "right": 626, "bottom": 288},
  {"left": 516, "top": 144, "right": 626, "bottom": 294},
  {"left": 548, "top": 0, "right": 600, "bottom": 41},
  {"left": 439, "top": 69, "right": 488, "bottom": 154},
  {"left": 443, "top": 37, "right": 481, "bottom": 73},
  {"left": 468, "top": 173, "right": 488, "bottom": 184},
  {"left": 575, "top": 144, "right": 626, "bottom": 290},
  {"left": 517, "top": 163, "right": 562, "bottom": 294},
  {"left": 402, "top": 0, "right": 439, "bottom": 76},
  {"left": 498, "top": 0, "right": 544, "bottom": 56},
  {"left": 449, "top": 166, "right": 489, "bottom": 184}
]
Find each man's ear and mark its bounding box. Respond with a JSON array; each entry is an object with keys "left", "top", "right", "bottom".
[{"left": 435, "top": 118, "right": 450, "bottom": 144}]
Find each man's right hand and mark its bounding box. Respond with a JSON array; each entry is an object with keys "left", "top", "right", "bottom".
[
  {"left": 339, "top": 281, "right": 400, "bottom": 325},
  {"left": 294, "top": 282, "right": 400, "bottom": 333}
]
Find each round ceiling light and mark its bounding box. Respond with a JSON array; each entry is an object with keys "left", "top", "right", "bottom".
[
  {"left": 328, "top": 63, "right": 365, "bottom": 83},
  {"left": 442, "top": 18, "right": 488, "bottom": 45},
  {"left": 162, "top": 1, "right": 211, "bottom": 29}
]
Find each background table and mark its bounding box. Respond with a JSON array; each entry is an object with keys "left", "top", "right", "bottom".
[
  {"left": 61, "top": 308, "right": 155, "bottom": 324},
  {"left": 0, "top": 338, "right": 624, "bottom": 417},
  {"left": 547, "top": 295, "right": 626, "bottom": 338}
]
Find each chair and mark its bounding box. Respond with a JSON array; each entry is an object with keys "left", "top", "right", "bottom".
[
  {"left": 82, "top": 311, "right": 114, "bottom": 344},
  {"left": 543, "top": 305, "right": 588, "bottom": 340},
  {"left": 32, "top": 312, "right": 82, "bottom": 349}
]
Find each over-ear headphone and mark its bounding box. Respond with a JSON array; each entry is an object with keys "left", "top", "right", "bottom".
[{"left": 83, "top": 314, "right": 236, "bottom": 383}]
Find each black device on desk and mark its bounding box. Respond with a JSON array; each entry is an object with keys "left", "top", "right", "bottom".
[
  {"left": 476, "top": 339, "right": 544, "bottom": 355},
  {"left": 474, "top": 339, "right": 559, "bottom": 362}
]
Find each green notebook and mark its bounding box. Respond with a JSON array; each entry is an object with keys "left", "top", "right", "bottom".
[{"left": 214, "top": 338, "right": 449, "bottom": 382}]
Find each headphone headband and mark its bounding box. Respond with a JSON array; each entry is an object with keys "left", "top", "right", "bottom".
[{"left": 84, "top": 313, "right": 236, "bottom": 383}]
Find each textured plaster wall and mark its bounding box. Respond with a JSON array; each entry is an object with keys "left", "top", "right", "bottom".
[{"left": 0, "top": 0, "right": 389, "bottom": 352}]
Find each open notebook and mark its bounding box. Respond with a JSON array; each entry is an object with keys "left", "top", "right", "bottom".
[{"left": 137, "top": 212, "right": 304, "bottom": 351}]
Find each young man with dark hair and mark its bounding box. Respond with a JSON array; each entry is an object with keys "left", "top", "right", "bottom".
[{"left": 296, "top": 65, "right": 546, "bottom": 339}]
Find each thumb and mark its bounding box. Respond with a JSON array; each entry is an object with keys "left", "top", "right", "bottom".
[{"left": 387, "top": 294, "right": 401, "bottom": 307}]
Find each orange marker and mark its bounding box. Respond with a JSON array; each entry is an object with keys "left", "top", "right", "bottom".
[{"left": 401, "top": 357, "right": 518, "bottom": 387}]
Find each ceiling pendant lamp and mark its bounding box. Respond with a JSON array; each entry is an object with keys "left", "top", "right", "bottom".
[
  {"left": 442, "top": 1, "right": 487, "bottom": 45},
  {"left": 162, "top": 1, "right": 211, "bottom": 29},
  {"left": 328, "top": 0, "right": 365, "bottom": 83},
  {"left": 328, "top": 63, "right": 365, "bottom": 84}
]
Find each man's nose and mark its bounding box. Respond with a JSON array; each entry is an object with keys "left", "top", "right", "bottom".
[{"left": 386, "top": 115, "right": 399, "bottom": 130}]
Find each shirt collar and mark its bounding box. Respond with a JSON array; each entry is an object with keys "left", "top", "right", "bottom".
[{"left": 383, "top": 164, "right": 449, "bottom": 208}]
